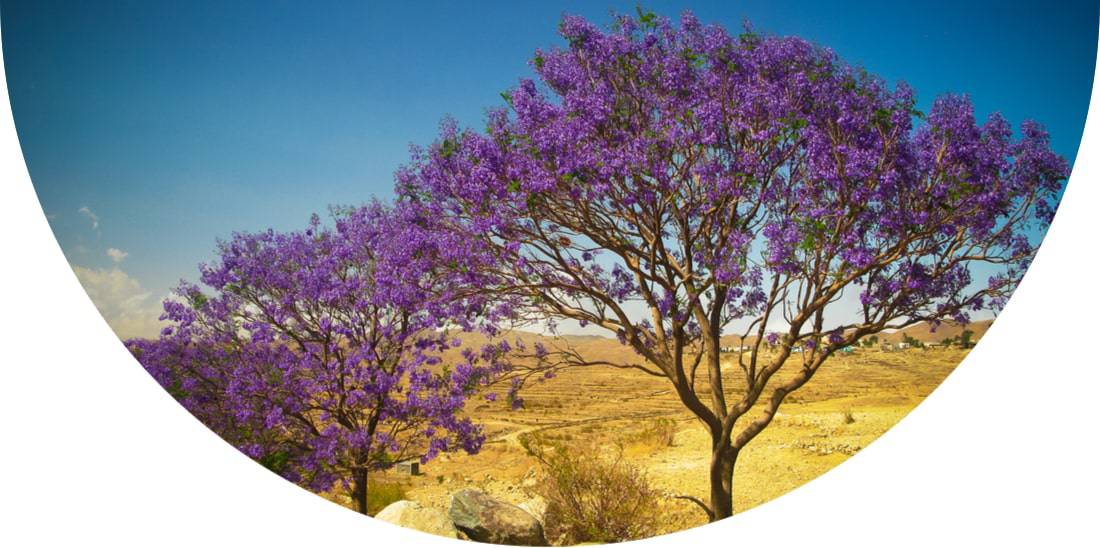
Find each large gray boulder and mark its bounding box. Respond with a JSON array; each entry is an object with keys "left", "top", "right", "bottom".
[
  {"left": 448, "top": 489, "right": 547, "bottom": 546},
  {"left": 374, "top": 500, "right": 460, "bottom": 539}
]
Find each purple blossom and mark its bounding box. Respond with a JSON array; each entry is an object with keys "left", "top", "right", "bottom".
[{"left": 127, "top": 203, "right": 512, "bottom": 514}]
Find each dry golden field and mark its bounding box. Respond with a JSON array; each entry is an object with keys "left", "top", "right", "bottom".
[{"left": 345, "top": 334, "right": 975, "bottom": 537}]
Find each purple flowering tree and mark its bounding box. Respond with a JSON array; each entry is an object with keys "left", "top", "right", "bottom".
[
  {"left": 396, "top": 11, "right": 1069, "bottom": 520},
  {"left": 128, "top": 202, "right": 510, "bottom": 514}
]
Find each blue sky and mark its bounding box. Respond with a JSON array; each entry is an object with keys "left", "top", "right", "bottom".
[{"left": 2, "top": 0, "right": 1096, "bottom": 337}]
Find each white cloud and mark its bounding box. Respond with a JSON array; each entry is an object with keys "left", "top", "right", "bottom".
[
  {"left": 77, "top": 205, "right": 100, "bottom": 232},
  {"left": 72, "top": 265, "right": 165, "bottom": 340},
  {"left": 106, "top": 248, "right": 129, "bottom": 263}
]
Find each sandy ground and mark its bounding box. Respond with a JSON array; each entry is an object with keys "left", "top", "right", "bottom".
[{"left": 342, "top": 346, "right": 966, "bottom": 537}]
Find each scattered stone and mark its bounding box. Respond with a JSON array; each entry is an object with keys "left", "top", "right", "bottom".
[
  {"left": 449, "top": 489, "right": 547, "bottom": 546},
  {"left": 521, "top": 468, "right": 539, "bottom": 488},
  {"left": 374, "top": 500, "right": 460, "bottom": 539}
]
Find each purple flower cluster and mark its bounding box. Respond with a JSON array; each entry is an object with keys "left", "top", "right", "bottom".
[
  {"left": 128, "top": 201, "right": 510, "bottom": 503},
  {"left": 128, "top": 9, "right": 1070, "bottom": 518},
  {"left": 395, "top": 9, "right": 1067, "bottom": 350}
]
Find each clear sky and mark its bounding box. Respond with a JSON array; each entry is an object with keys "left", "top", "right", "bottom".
[{"left": 2, "top": 0, "right": 1097, "bottom": 338}]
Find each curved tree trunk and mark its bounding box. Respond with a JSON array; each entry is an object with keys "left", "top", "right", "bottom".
[{"left": 708, "top": 442, "right": 738, "bottom": 521}]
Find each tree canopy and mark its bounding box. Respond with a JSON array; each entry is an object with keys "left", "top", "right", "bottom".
[
  {"left": 395, "top": 10, "right": 1068, "bottom": 519},
  {"left": 129, "top": 202, "right": 511, "bottom": 513},
  {"left": 128, "top": 9, "right": 1068, "bottom": 523}
]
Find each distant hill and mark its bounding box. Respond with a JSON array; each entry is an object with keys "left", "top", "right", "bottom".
[
  {"left": 719, "top": 334, "right": 758, "bottom": 347},
  {"left": 883, "top": 319, "right": 993, "bottom": 344},
  {"left": 716, "top": 319, "right": 993, "bottom": 348},
  {"left": 456, "top": 319, "right": 993, "bottom": 357},
  {"left": 560, "top": 334, "right": 613, "bottom": 343}
]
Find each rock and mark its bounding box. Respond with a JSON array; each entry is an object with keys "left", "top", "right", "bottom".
[
  {"left": 517, "top": 496, "right": 547, "bottom": 523},
  {"left": 521, "top": 467, "right": 539, "bottom": 488},
  {"left": 374, "top": 500, "right": 460, "bottom": 539},
  {"left": 449, "top": 489, "right": 547, "bottom": 546}
]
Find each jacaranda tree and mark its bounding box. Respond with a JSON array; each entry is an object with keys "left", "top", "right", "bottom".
[
  {"left": 128, "top": 202, "right": 511, "bottom": 514},
  {"left": 396, "top": 11, "right": 1068, "bottom": 520}
]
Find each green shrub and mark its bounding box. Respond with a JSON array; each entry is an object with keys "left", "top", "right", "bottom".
[
  {"left": 366, "top": 479, "right": 406, "bottom": 516},
  {"left": 528, "top": 439, "right": 660, "bottom": 544}
]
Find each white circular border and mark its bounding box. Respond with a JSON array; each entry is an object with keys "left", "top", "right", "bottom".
[{"left": 1, "top": 28, "right": 1096, "bottom": 548}]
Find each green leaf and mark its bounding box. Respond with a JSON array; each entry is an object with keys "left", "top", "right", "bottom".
[
  {"left": 439, "top": 138, "right": 457, "bottom": 159},
  {"left": 873, "top": 108, "right": 893, "bottom": 127},
  {"left": 259, "top": 450, "right": 291, "bottom": 474},
  {"left": 636, "top": 6, "right": 657, "bottom": 29},
  {"left": 166, "top": 378, "right": 187, "bottom": 400},
  {"left": 799, "top": 232, "right": 816, "bottom": 251},
  {"left": 526, "top": 193, "right": 541, "bottom": 210}
]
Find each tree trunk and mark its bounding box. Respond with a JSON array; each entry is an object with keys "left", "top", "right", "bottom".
[
  {"left": 353, "top": 468, "right": 369, "bottom": 515},
  {"left": 708, "top": 442, "right": 738, "bottom": 521}
]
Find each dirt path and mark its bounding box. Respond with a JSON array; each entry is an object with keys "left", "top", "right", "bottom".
[
  {"left": 485, "top": 409, "right": 681, "bottom": 449},
  {"left": 368, "top": 348, "right": 965, "bottom": 536}
]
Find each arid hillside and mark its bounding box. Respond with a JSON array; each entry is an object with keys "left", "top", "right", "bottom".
[{"left": 350, "top": 331, "right": 975, "bottom": 539}]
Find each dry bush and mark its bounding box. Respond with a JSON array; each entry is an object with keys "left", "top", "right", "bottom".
[
  {"left": 525, "top": 437, "right": 660, "bottom": 544},
  {"left": 637, "top": 418, "right": 677, "bottom": 448},
  {"left": 842, "top": 409, "right": 856, "bottom": 424}
]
